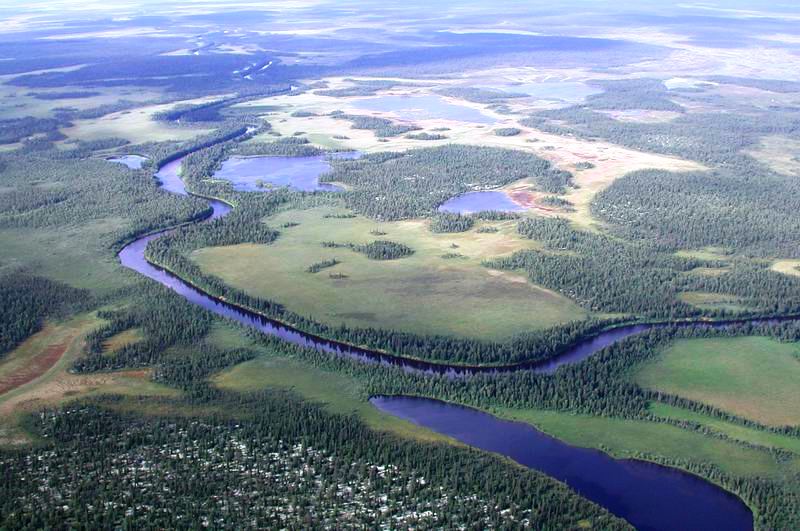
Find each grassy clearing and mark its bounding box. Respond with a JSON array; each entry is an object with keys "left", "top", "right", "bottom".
[
  {"left": 102, "top": 328, "right": 144, "bottom": 354},
  {"left": 0, "top": 83, "right": 162, "bottom": 120},
  {"left": 213, "top": 354, "right": 449, "bottom": 444},
  {"left": 677, "top": 291, "right": 752, "bottom": 312},
  {"left": 745, "top": 135, "right": 800, "bottom": 177},
  {"left": 0, "top": 313, "right": 178, "bottom": 446},
  {"left": 771, "top": 259, "right": 800, "bottom": 278},
  {"left": 60, "top": 98, "right": 215, "bottom": 144},
  {"left": 634, "top": 336, "right": 800, "bottom": 427},
  {"left": 192, "top": 206, "right": 587, "bottom": 340},
  {"left": 675, "top": 247, "right": 731, "bottom": 261},
  {"left": 649, "top": 403, "right": 800, "bottom": 455},
  {"left": 0, "top": 219, "right": 135, "bottom": 294},
  {"left": 497, "top": 407, "right": 792, "bottom": 479}
]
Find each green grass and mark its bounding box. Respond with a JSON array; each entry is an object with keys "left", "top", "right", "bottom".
[
  {"left": 677, "top": 291, "right": 752, "bottom": 312},
  {"left": 497, "top": 407, "right": 793, "bottom": 479},
  {"left": 0, "top": 219, "right": 134, "bottom": 294},
  {"left": 191, "top": 206, "right": 588, "bottom": 340},
  {"left": 213, "top": 353, "right": 449, "bottom": 444},
  {"left": 649, "top": 403, "right": 800, "bottom": 455},
  {"left": 60, "top": 100, "right": 213, "bottom": 144},
  {"left": 634, "top": 336, "right": 800, "bottom": 426}
]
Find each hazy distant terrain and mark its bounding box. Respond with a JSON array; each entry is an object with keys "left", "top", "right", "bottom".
[{"left": 0, "top": 2, "right": 799, "bottom": 529}]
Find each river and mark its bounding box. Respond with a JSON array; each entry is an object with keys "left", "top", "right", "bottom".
[{"left": 117, "top": 152, "right": 757, "bottom": 530}]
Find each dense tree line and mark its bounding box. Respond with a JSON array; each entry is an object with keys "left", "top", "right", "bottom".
[
  {"left": 593, "top": 168, "right": 800, "bottom": 257},
  {"left": 437, "top": 86, "right": 527, "bottom": 103},
  {"left": 492, "top": 217, "right": 700, "bottom": 316},
  {"left": 405, "top": 132, "right": 448, "bottom": 140},
  {"left": 494, "top": 127, "right": 522, "bottom": 136},
  {"left": 522, "top": 103, "right": 800, "bottom": 169},
  {"left": 0, "top": 144, "right": 210, "bottom": 250},
  {"left": 352, "top": 240, "right": 414, "bottom": 260},
  {"left": 0, "top": 272, "right": 90, "bottom": 358},
  {"left": 430, "top": 212, "right": 475, "bottom": 232},
  {"left": 74, "top": 282, "right": 214, "bottom": 372},
  {"left": 330, "top": 112, "right": 421, "bottom": 137},
  {"left": 584, "top": 78, "right": 685, "bottom": 112},
  {"left": 0, "top": 116, "right": 64, "bottom": 144},
  {"left": 315, "top": 79, "right": 419, "bottom": 98},
  {"left": 320, "top": 145, "right": 571, "bottom": 220},
  {"left": 0, "top": 392, "right": 626, "bottom": 530},
  {"left": 306, "top": 258, "right": 340, "bottom": 273},
  {"left": 488, "top": 216, "right": 800, "bottom": 318}
]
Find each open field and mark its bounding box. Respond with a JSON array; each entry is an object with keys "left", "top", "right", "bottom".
[
  {"left": 650, "top": 403, "right": 800, "bottom": 455},
  {"left": 102, "top": 328, "right": 144, "bottom": 355},
  {"left": 0, "top": 220, "right": 135, "bottom": 294},
  {"left": 771, "top": 259, "right": 800, "bottom": 278},
  {"left": 677, "top": 291, "right": 752, "bottom": 313},
  {"left": 0, "top": 80, "right": 163, "bottom": 121},
  {"left": 634, "top": 336, "right": 800, "bottom": 427},
  {"left": 746, "top": 135, "right": 800, "bottom": 176},
  {"left": 0, "top": 313, "right": 178, "bottom": 446},
  {"left": 213, "top": 353, "right": 449, "bottom": 444},
  {"left": 498, "top": 407, "right": 795, "bottom": 479},
  {"left": 192, "top": 205, "right": 588, "bottom": 340},
  {"left": 60, "top": 96, "right": 218, "bottom": 144}
]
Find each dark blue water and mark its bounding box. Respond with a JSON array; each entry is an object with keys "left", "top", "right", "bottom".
[
  {"left": 438, "top": 190, "right": 524, "bottom": 214},
  {"left": 371, "top": 396, "right": 753, "bottom": 531},
  {"left": 108, "top": 154, "right": 147, "bottom": 170},
  {"left": 352, "top": 94, "right": 495, "bottom": 123},
  {"left": 116, "top": 153, "right": 761, "bottom": 531},
  {"left": 211, "top": 152, "right": 359, "bottom": 192}
]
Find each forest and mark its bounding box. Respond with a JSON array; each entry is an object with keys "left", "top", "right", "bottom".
[
  {"left": 320, "top": 145, "right": 571, "bottom": 220},
  {"left": 2, "top": 7, "right": 800, "bottom": 529}
]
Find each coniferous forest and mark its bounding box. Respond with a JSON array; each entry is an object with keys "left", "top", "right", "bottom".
[{"left": 1, "top": 3, "right": 800, "bottom": 530}]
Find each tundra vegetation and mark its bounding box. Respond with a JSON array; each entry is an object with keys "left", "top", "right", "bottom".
[{"left": 1, "top": 3, "right": 800, "bottom": 529}]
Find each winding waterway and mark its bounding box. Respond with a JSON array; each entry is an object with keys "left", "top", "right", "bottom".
[{"left": 117, "top": 152, "right": 758, "bottom": 530}]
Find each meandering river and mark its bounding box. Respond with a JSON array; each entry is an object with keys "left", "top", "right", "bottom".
[{"left": 117, "top": 153, "right": 756, "bottom": 530}]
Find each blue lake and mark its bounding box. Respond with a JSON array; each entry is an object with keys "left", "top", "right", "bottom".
[
  {"left": 439, "top": 191, "right": 524, "bottom": 214},
  {"left": 212, "top": 152, "right": 358, "bottom": 192},
  {"left": 352, "top": 94, "right": 495, "bottom": 123},
  {"left": 108, "top": 154, "right": 147, "bottom": 169},
  {"left": 371, "top": 396, "right": 753, "bottom": 531}
]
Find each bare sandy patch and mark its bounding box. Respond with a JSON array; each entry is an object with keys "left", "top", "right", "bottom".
[
  {"left": 771, "top": 259, "right": 800, "bottom": 278},
  {"left": 746, "top": 136, "right": 800, "bottom": 176}
]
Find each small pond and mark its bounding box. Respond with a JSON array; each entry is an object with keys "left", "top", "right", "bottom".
[
  {"left": 108, "top": 154, "right": 147, "bottom": 170},
  {"left": 438, "top": 191, "right": 524, "bottom": 214}
]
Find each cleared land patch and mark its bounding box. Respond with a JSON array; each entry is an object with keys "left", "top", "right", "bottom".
[
  {"left": 0, "top": 314, "right": 177, "bottom": 446},
  {"left": 191, "top": 206, "right": 587, "bottom": 340},
  {"left": 650, "top": 403, "right": 800, "bottom": 455},
  {"left": 634, "top": 336, "right": 800, "bottom": 427},
  {"left": 499, "top": 407, "right": 792, "bottom": 479},
  {"left": 60, "top": 97, "right": 216, "bottom": 143},
  {"left": 771, "top": 259, "right": 800, "bottom": 278},
  {"left": 677, "top": 291, "right": 752, "bottom": 313}
]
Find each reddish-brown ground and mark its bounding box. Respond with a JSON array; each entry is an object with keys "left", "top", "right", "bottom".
[
  {"left": 508, "top": 190, "right": 555, "bottom": 212},
  {"left": 0, "top": 340, "right": 68, "bottom": 396}
]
